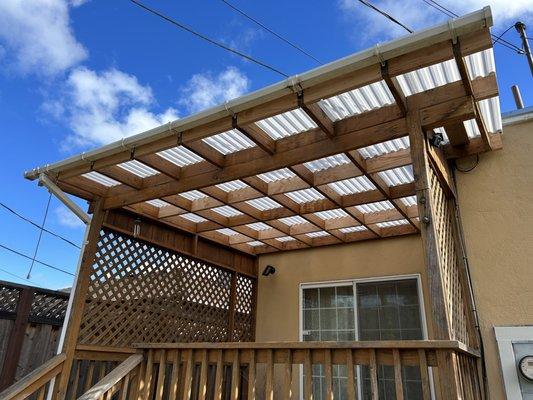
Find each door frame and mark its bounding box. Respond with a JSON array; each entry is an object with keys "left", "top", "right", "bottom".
[{"left": 495, "top": 325, "right": 533, "bottom": 399}]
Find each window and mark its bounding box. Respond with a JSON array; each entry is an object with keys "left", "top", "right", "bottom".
[{"left": 301, "top": 277, "right": 426, "bottom": 400}]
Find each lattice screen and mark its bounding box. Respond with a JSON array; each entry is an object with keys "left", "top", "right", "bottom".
[
  {"left": 78, "top": 229, "right": 256, "bottom": 347},
  {"left": 0, "top": 284, "right": 20, "bottom": 315},
  {"left": 428, "top": 166, "right": 470, "bottom": 346}
]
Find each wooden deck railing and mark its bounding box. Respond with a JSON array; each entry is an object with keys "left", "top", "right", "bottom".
[
  {"left": 73, "top": 340, "right": 483, "bottom": 400},
  {"left": 0, "top": 353, "right": 66, "bottom": 400}
]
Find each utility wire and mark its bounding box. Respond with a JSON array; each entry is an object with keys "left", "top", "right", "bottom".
[
  {"left": 0, "top": 266, "right": 39, "bottom": 286},
  {"left": 0, "top": 201, "right": 81, "bottom": 249},
  {"left": 219, "top": 0, "right": 321, "bottom": 64},
  {"left": 26, "top": 193, "right": 52, "bottom": 279},
  {"left": 129, "top": 0, "right": 288, "bottom": 77},
  {"left": 0, "top": 243, "right": 74, "bottom": 276},
  {"left": 358, "top": 0, "right": 413, "bottom": 33}
]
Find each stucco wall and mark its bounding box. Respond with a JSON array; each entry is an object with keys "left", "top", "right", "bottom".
[
  {"left": 455, "top": 119, "right": 533, "bottom": 400},
  {"left": 256, "top": 235, "right": 430, "bottom": 342}
]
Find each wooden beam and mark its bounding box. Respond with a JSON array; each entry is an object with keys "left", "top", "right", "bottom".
[
  {"left": 381, "top": 61, "right": 406, "bottom": 115},
  {"left": 298, "top": 93, "right": 335, "bottom": 137},
  {"left": 233, "top": 116, "right": 276, "bottom": 155},
  {"left": 444, "top": 133, "right": 502, "bottom": 159}
]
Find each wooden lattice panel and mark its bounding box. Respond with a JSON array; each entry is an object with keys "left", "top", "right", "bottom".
[
  {"left": 78, "top": 228, "right": 256, "bottom": 347},
  {"left": 30, "top": 292, "right": 69, "bottom": 325},
  {"left": 232, "top": 274, "right": 255, "bottom": 341},
  {"left": 0, "top": 284, "right": 20, "bottom": 315},
  {"left": 428, "top": 166, "right": 470, "bottom": 346}
]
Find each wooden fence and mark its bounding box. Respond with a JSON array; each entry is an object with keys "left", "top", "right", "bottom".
[{"left": 0, "top": 280, "right": 69, "bottom": 390}]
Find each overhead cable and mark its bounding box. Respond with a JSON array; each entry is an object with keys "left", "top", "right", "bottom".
[
  {"left": 129, "top": 0, "right": 289, "bottom": 77},
  {"left": 358, "top": 0, "right": 413, "bottom": 33},
  {"left": 0, "top": 243, "right": 75, "bottom": 276},
  {"left": 26, "top": 193, "right": 52, "bottom": 279}
]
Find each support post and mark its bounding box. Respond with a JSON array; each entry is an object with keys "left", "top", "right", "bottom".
[
  {"left": 53, "top": 199, "right": 106, "bottom": 400},
  {"left": 0, "top": 288, "right": 33, "bottom": 390},
  {"left": 227, "top": 272, "right": 238, "bottom": 342}
]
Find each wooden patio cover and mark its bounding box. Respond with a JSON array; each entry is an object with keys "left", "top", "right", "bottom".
[{"left": 25, "top": 8, "right": 501, "bottom": 255}]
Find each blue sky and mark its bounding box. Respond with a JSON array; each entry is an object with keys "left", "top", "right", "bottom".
[{"left": 0, "top": 0, "right": 531, "bottom": 290}]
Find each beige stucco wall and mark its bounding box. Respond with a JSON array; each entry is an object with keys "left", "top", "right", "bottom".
[
  {"left": 256, "top": 235, "right": 430, "bottom": 342},
  {"left": 455, "top": 118, "right": 533, "bottom": 400}
]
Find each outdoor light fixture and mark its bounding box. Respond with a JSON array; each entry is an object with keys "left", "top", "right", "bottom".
[
  {"left": 262, "top": 265, "right": 276, "bottom": 276},
  {"left": 429, "top": 131, "right": 444, "bottom": 148}
]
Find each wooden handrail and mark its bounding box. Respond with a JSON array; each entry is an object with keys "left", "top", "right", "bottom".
[
  {"left": 77, "top": 353, "right": 143, "bottom": 400},
  {"left": 0, "top": 353, "right": 66, "bottom": 400}
]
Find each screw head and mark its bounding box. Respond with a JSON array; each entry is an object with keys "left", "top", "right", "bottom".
[{"left": 422, "top": 216, "right": 430, "bottom": 224}]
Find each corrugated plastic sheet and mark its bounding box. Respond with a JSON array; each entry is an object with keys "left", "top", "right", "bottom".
[
  {"left": 278, "top": 216, "right": 308, "bottom": 226},
  {"left": 358, "top": 137, "right": 410, "bottom": 159},
  {"left": 376, "top": 219, "right": 409, "bottom": 228},
  {"left": 247, "top": 241, "right": 264, "bottom": 247},
  {"left": 211, "top": 206, "right": 243, "bottom": 217},
  {"left": 255, "top": 108, "right": 317, "bottom": 140},
  {"left": 118, "top": 160, "right": 159, "bottom": 178},
  {"left": 82, "top": 171, "right": 120, "bottom": 187},
  {"left": 247, "top": 222, "right": 272, "bottom": 231},
  {"left": 145, "top": 199, "right": 170, "bottom": 208},
  {"left": 276, "top": 236, "right": 296, "bottom": 242},
  {"left": 378, "top": 166, "right": 414, "bottom": 186},
  {"left": 257, "top": 168, "right": 295, "bottom": 183},
  {"left": 285, "top": 188, "right": 325, "bottom": 203},
  {"left": 329, "top": 176, "right": 375, "bottom": 195},
  {"left": 400, "top": 196, "right": 417, "bottom": 207},
  {"left": 203, "top": 129, "right": 256, "bottom": 154},
  {"left": 157, "top": 146, "right": 204, "bottom": 166},
  {"left": 339, "top": 226, "right": 367, "bottom": 233},
  {"left": 306, "top": 231, "right": 330, "bottom": 238},
  {"left": 179, "top": 190, "right": 207, "bottom": 201},
  {"left": 180, "top": 213, "right": 207, "bottom": 223},
  {"left": 314, "top": 209, "right": 349, "bottom": 220},
  {"left": 246, "top": 197, "right": 282, "bottom": 211},
  {"left": 216, "top": 228, "right": 239, "bottom": 236},
  {"left": 304, "top": 154, "right": 350, "bottom": 172},
  {"left": 216, "top": 180, "right": 248, "bottom": 192},
  {"left": 356, "top": 200, "right": 394, "bottom": 214}
]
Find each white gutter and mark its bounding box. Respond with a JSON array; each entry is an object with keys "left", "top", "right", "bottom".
[{"left": 24, "top": 7, "right": 492, "bottom": 181}]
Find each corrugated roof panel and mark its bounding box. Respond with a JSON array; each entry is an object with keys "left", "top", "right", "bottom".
[
  {"left": 211, "top": 206, "right": 243, "bottom": 217},
  {"left": 285, "top": 188, "right": 325, "bottom": 203},
  {"left": 216, "top": 180, "right": 248, "bottom": 192},
  {"left": 463, "top": 97, "right": 502, "bottom": 137},
  {"left": 118, "top": 160, "right": 159, "bottom": 178},
  {"left": 304, "top": 154, "right": 351, "bottom": 172},
  {"left": 396, "top": 59, "right": 460, "bottom": 96},
  {"left": 400, "top": 196, "right": 417, "bottom": 207},
  {"left": 247, "top": 222, "right": 272, "bottom": 231},
  {"left": 179, "top": 190, "right": 208, "bottom": 201},
  {"left": 306, "top": 231, "right": 330, "bottom": 238},
  {"left": 257, "top": 168, "right": 295, "bottom": 183},
  {"left": 246, "top": 197, "right": 282, "bottom": 211},
  {"left": 255, "top": 108, "right": 317, "bottom": 140},
  {"left": 276, "top": 236, "right": 296, "bottom": 242},
  {"left": 145, "top": 199, "right": 171, "bottom": 208},
  {"left": 356, "top": 200, "right": 395, "bottom": 214},
  {"left": 358, "top": 137, "right": 410, "bottom": 159},
  {"left": 339, "top": 226, "right": 367, "bottom": 233},
  {"left": 278, "top": 216, "right": 308, "bottom": 226},
  {"left": 329, "top": 176, "right": 376, "bottom": 195},
  {"left": 82, "top": 171, "right": 121, "bottom": 187},
  {"left": 157, "top": 146, "right": 204, "bottom": 166},
  {"left": 247, "top": 241, "right": 264, "bottom": 247},
  {"left": 216, "top": 228, "right": 239, "bottom": 236},
  {"left": 465, "top": 48, "right": 495, "bottom": 79},
  {"left": 203, "top": 129, "right": 256, "bottom": 155},
  {"left": 180, "top": 213, "right": 207, "bottom": 223},
  {"left": 319, "top": 81, "right": 394, "bottom": 121},
  {"left": 378, "top": 165, "right": 414, "bottom": 186},
  {"left": 376, "top": 219, "right": 409, "bottom": 228},
  {"left": 314, "top": 209, "right": 349, "bottom": 220}
]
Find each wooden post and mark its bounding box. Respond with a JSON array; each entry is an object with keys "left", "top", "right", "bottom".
[
  {"left": 0, "top": 288, "right": 34, "bottom": 390},
  {"left": 227, "top": 272, "right": 238, "bottom": 342},
  {"left": 53, "top": 199, "right": 106, "bottom": 400}
]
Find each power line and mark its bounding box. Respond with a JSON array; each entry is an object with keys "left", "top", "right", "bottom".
[
  {"left": 0, "top": 201, "right": 81, "bottom": 249},
  {"left": 0, "top": 266, "right": 39, "bottom": 286},
  {"left": 129, "top": 0, "right": 289, "bottom": 77},
  {"left": 219, "top": 0, "right": 321, "bottom": 64},
  {"left": 358, "top": 0, "right": 413, "bottom": 33},
  {"left": 0, "top": 243, "right": 75, "bottom": 276},
  {"left": 27, "top": 193, "right": 52, "bottom": 279}
]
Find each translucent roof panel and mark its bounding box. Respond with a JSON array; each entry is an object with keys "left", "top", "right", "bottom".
[
  {"left": 157, "top": 146, "right": 204, "bottom": 167},
  {"left": 276, "top": 236, "right": 296, "bottom": 242},
  {"left": 179, "top": 190, "right": 208, "bottom": 201},
  {"left": 202, "top": 129, "right": 256, "bottom": 155},
  {"left": 400, "top": 195, "right": 417, "bottom": 207},
  {"left": 304, "top": 154, "right": 351, "bottom": 172},
  {"left": 339, "top": 226, "right": 367, "bottom": 233},
  {"left": 306, "top": 231, "right": 330, "bottom": 238},
  {"left": 216, "top": 228, "right": 239, "bottom": 236},
  {"left": 247, "top": 222, "right": 272, "bottom": 231},
  {"left": 319, "top": 81, "right": 394, "bottom": 121},
  {"left": 285, "top": 188, "right": 325, "bottom": 203},
  {"left": 216, "top": 180, "right": 248, "bottom": 192},
  {"left": 378, "top": 165, "right": 414, "bottom": 186},
  {"left": 465, "top": 48, "right": 495, "bottom": 80},
  {"left": 356, "top": 200, "right": 395, "bottom": 214},
  {"left": 180, "top": 213, "right": 208, "bottom": 223},
  {"left": 211, "top": 206, "right": 243, "bottom": 217},
  {"left": 278, "top": 215, "right": 308, "bottom": 226},
  {"left": 247, "top": 241, "right": 264, "bottom": 247},
  {"left": 246, "top": 197, "right": 282, "bottom": 211},
  {"left": 329, "top": 176, "right": 376, "bottom": 195},
  {"left": 118, "top": 160, "right": 159, "bottom": 178},
  {"left": 314, "top": 209, "right": 349, "bottom": 220},
  {"left": 255, "top": 108, "right": 317, "bottom": 140},
  {"left": 82, "top": 171, "right": 121, "bottom": 187},
  {"left": 358, "top": 137, "right": 410, "bottom": 159},
  {"left": 376, "top": 219, "right": 409, "bottom": 228},
  {"left": 145, "top": 199, "right": 171, "bottom": 208},
  {"left": 257, "top": 168, "right": 295, "bottom": 183},
  {"left": 396, "top": 59, "right": 460, "bottom": 96},
  {"left": 462, "top": 97, "right": 502, "bottom": 137}
]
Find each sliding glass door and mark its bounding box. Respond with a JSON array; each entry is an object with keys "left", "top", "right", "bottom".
[{"left": 301, "top": 277, "right": 425, "bottom": 400}]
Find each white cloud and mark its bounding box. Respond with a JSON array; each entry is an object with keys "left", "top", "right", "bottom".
[
  {"left": 179, "top": 67, "right": 250, "bottom": 114},
  {"left": 0, "top": 0, "right": 87, "bottom": 76},
  {"left": 46, "top": 67, "right": 178, "bottom": 148},
  {"left": 54, "top": 206, "right": 84, "bottom": 229},
  {"left": 339, "top": 0, "right": 533, "bottom": 42}
]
